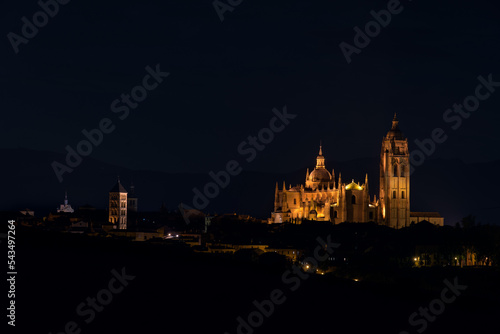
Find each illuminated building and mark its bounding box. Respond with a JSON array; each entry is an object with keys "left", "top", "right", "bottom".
[
  {"left": 271, "top": 114, "right": 443, "bottom": 228},
  {"left": 109, "top": 178, "right": 128, "bottom": 229},
  {"left": 271, "top": 144, "right": 378, "bottom": 224},
  {"left": 57, "top": 191, "right": 74, "bottom": 213},
  {"left": 379, "top": 114, "right": 410, "bottom": 228}
]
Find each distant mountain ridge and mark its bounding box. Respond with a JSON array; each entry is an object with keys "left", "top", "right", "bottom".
[{"left": 1, "top": 148, "right": 499, "bottom": 226}]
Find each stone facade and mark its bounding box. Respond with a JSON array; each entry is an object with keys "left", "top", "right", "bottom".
[
  {"left": 271, "top": 115, "right": 442, "bottom": 228},
  {"left": 109, "top": 179, "right": 128, "bottom": 229},
  {"left": 379, "top": 114, "right": 411, "bottom": 228},
  {"left": 271, "top": 147, "right": 378, "bottom": 225}
]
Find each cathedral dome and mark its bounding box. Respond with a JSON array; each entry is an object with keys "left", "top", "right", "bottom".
[
  {"left": 306, "top": 144, "right": 332, "bottom": 183},
  {"left": 309, "top": 168, "right": 332, "bottom": 182}
]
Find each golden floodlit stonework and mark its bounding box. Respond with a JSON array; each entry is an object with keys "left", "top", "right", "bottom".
[{"left": 271, "top": 114, "right": 443, "bottom": 228}]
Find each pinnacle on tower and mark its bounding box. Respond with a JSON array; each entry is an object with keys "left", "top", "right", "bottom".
[
  {"left": 392, "top": 113, "right": 399, "bottom": 130},
  {"left": 316, "top": 143, "right": 326, "bottom": 168}
]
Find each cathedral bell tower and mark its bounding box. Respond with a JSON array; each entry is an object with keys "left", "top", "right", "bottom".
[{"left": 380, "top": 114, "right": 410, "bottom": 229}]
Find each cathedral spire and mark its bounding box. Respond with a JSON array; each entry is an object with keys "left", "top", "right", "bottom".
[
  {"left": 385, "top": 113, "right": 405, "bottom": 140},
  {"left": 391, "top": 113, "right": 399, "bottom": 130},
  {"left": 316, "top": 143, "right": 325, "bottom": 168}
]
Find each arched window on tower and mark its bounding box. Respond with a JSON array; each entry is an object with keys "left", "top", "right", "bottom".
[
  {"left": 393, "top": 191, "right": 397, "bottom": 199},
  {"left": 351, "top": 195, "right": 356, "bottom": 204},
  {"left": 334, "top": 211, "right": 338, "bottom": 218},
  {"left": 402, "top": 191, "right": 405, "bottom": 199},
  {"left": 401, "top": 166, "right": 405, "bottom": 177},
  {"left": 394, "top": 165, "right": 398, "bottom": 177},
  {"left": 293, "top": 199, "right": 297, "bottom": 205}
]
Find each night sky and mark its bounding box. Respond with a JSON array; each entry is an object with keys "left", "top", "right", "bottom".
[
  {"left": 2, "top": 1, "right": 500, "bottom": 179},
  {"left": 4, "top": 3, "right": 500, "bottom": 332}
]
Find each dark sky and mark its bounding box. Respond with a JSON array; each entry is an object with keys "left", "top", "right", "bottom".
[{"left": 2, "top": 0, "right": 500, "bottom": 174}]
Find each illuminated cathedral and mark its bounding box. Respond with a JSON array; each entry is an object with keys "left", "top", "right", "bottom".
[{"left": 271, "top": 115, "right": 443, "bottom": 228}]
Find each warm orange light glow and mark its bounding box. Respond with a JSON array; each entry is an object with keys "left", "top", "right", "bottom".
[{"left": 345, "top": 180, "right": 363, "bottom": 191}]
